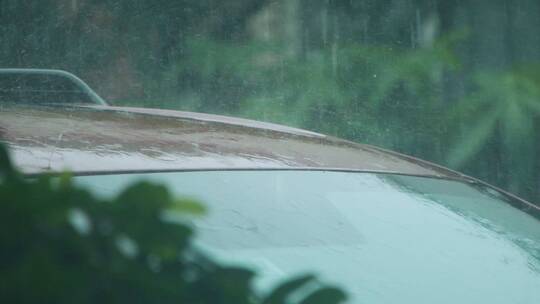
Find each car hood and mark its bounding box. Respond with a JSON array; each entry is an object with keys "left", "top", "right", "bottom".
[{"left": 0, "top": 104, "right": 465, "bottom": 179}]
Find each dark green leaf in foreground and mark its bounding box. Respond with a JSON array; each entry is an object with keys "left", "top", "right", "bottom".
[
  {"left": 263, "top": 274, "right": 316, "bottom": 304},
  {"left": 299, "top": 287, "right": 348, "bottom": 304}
]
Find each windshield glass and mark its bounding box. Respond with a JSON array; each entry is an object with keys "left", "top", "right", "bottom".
[
  {"left": 0, "top": 72, "right": 95, "bottom": 104},
  {"left": 74, "top": 171, "right": 540, "bottom": 304}
]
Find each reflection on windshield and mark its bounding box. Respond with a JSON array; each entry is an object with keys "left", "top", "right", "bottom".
[{"left": 75, "top": 171, "right": 540, "bottom": 304}]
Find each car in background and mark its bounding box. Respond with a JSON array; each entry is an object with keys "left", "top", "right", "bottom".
[
  {"left": 0, "top": 68, "right": 107, "bottom": 105},
  {"left": 0, "top": 77, "right": 539, "bottom": 303}
]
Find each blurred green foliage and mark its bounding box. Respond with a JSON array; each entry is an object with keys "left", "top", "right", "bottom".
[
  {"left": 1, "top": 0, "right": 540, "bottom": 204},
  {"left": 0, "top": 144, "right": 346, "bottom": 304},
  {"left": 165, "top": 36, "right": 459, "bottom": 157},
  {"left": 448, "top": 67, "right": 540, "bottom": 194}
]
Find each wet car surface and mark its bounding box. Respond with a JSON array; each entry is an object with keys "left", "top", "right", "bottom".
[
  {"left": 1, "top": 103, "right": 539, "bottom": 304},
  {"left": 1, "top": 103, "right": 462, "bottom": 177}
]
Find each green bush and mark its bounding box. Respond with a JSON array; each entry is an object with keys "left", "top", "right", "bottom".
[{"left": 0, "top": 144, "right": 346, "bottom": 304}]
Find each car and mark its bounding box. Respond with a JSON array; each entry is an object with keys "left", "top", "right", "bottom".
[
  {"left": 0, "top": 68, "right": 107, "bottom": 105},
  {"left": 1, "top": 100, "right": 539, "bottom": 303}
]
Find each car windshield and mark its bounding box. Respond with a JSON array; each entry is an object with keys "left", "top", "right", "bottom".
[
  {"left": 74, "top": 170, "right": 540, "bottom": 304},
  {"left": 0, "top": 72, "right": 95, "bottom": 104}
]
